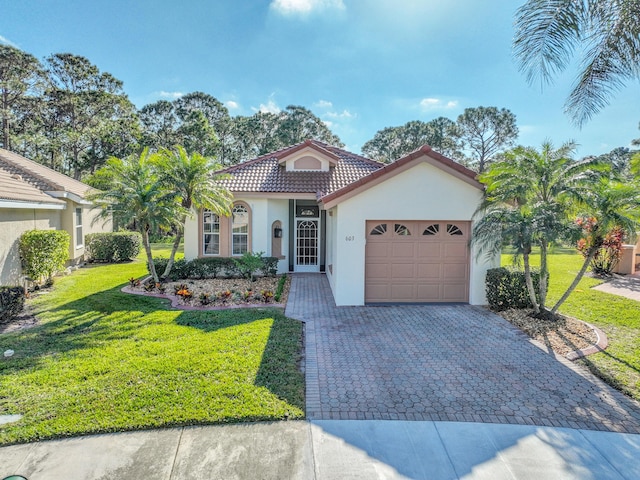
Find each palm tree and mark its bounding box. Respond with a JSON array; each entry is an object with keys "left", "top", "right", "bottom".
[
  {"left": 551, "top": 178, "right": 640, "bottom": 314},
  {"left": 514, "top": 0, "right": 640, "bottom": 126},
  {"left": 474, "top": 141, "right": 601, "bottom": 317},
  {"left": 90, "top": 148, "right": 177, "bottom": 283},
  {"left": 473, "top": 204, "right": 541, "bottom": 312},
  {"left": 154, "top": 145, "right": 233, "bottom": 279}
]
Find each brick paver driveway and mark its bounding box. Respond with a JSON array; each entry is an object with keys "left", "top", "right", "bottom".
[{"left": 285, "top": 274, "right": 640, "bottom": 433}]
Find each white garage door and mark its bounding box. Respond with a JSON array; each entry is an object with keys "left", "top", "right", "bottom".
[{"left": 365, "top": 220, "right": 470, "bottom": 303}]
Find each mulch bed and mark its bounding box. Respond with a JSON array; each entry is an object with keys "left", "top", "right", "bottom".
[
  {"left": 126, "top": 275, "right": 290, "bottom": 309},
  {"left": 494, "top": 308, "right": 598, "bottom": 357}
]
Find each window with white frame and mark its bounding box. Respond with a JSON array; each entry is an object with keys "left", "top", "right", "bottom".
[
  {"left": 75, "top": 208, "right": 83, "bottom": 247},
  {"left": 202, "top": 209, "right": 220, "bottom": 255},
  {"left": 232, "top": 204, "right": 249, "bottom": 255}
]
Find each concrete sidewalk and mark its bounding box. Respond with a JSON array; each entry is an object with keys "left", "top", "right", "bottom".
[{"left": 2, "top": 420, "right": 640, "bottom": 479}]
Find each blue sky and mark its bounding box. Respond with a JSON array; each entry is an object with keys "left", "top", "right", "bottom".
[{"left": 1, "top": 0, "right": 639, "bottom": 157}]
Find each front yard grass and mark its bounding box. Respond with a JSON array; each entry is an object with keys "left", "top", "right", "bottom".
[
  {"left": 502, "top": 250, "right": 640, "bottom": 401},
  {"left": 0, "top": 247, "right": 304, "bottom": 445}
]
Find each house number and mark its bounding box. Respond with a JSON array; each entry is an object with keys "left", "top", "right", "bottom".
[{"left": 345, "top": 235, "right": 355, "bottom": 241}]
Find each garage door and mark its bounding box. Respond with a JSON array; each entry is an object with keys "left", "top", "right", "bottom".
[{"left": 365, "top": 220, "right": 470, "bottom": 303}]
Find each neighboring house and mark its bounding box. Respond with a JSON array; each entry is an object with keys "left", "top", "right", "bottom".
[
  {"left": 184, "top": 140, "right": 497, "bottom": 306},
  {"left": 0, "top": 148, "right": 112, "bottom": 286}
]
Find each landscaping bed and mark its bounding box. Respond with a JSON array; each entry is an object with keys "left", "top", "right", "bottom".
[
  {"left": 495, "top": 308, "right": 598, "bottom": 357},
  {"left": 126, "top": 275, "right": 290, "bottom": 308}
]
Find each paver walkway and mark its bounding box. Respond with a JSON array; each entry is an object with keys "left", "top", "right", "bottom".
[
  {"left": 593, "top": 273, "right": 640, "bottom": 301},
  {"left": 285, "top": 273, "right": 640, "bottom": 433}
]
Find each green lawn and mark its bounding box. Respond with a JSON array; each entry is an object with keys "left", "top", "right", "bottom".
[
  {"left": 502, "top": 250, "right": 640, "bottom": 401},
  {"left": 0, "top": 245, "right": 304, "bottom": 445}
]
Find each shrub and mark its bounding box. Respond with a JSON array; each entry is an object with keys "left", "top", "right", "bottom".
[
  {"left": 19, "top": 230, "right": 69, "bottom": 284},
  {"left": 234, "top": 251, "right": 264, "bottom": 282},
  {"left": 274, "top": 275, "right": 287, "bottom": 302},
  {"left": 0, "top": 286, "right": 25, "bottom": 323},
  {"left": 261, "top": 256, "right": 279, "bottom": 277},
  {"left": 486, "top": 267, "right": 544, "bottom": 311},
  {"left": 85, "top": 232, "right": 141, "bottom": 262},
  {"left": 150, "top": 255, "right": 279, "bottom": 280}
]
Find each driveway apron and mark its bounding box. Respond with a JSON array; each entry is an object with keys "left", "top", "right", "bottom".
[{"left": 285, "top": 274, "right": 640, "bottom": 433}]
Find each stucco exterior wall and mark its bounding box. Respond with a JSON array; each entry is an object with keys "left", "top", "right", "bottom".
[
  {"left": 184, "top": 198, "right": 290, "bottom": 274},
  {"left": 325, "top": 207, "right": 337, "bottom": 291},
  {"left": 329, "top": 161, "right": 497, "bottom": 306},
  {"left": 60, "top": 201, "right": 112, "bottom": 264},
  {"left": 0, "top": 208, "right": 62, "bottom": 285}
]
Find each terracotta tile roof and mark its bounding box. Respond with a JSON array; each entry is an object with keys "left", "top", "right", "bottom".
[
  {"left": 0, "top": 148, "right": 93, "bottom": 198},
  {"left": 219, "top": 140, "right": 384, "bottom": 196},
  {"left": 0, "top": 167, "right": 66, "bottom": 206}
]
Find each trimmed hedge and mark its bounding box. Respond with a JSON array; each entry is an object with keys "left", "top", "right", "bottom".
[
  {"left": 151, "top": 256, "right": 280, "bottom": 281},
  {"left": 486, "top": 267, "right": 545, "bottom": 311},
  {"left": 86, "top": 232, "right": 141, "bottom": 262},
  {"left": 19, "top": 230, "right": 69, "bottom": 284},
  {"left": 0, "top": 286, "right": 25, "bottom": 323}
]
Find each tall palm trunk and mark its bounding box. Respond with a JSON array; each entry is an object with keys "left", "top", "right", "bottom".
[
  {"left": 551, "top": 248, "right": 597, "bottom": 315},
  {"left": 142, "top": 227, "right": 160, "bottom": 283},
  {"left": 522, "top": 249, "right": 540, "bottom": 314},
  {"left": 538, "top": 239, "right": 549, "bottom": 311},
  {"left": 162, "top": 214, "right": 187, "bottom": 279}
]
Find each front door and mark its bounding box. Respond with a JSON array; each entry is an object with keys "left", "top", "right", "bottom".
[{"left": 295, "top": 219, "right": 319, "bottom": 272}]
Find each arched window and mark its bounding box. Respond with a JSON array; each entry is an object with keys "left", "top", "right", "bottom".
[
  {"left": 232, "top": 203, "right": 250, "bottom": 255},
  {"left": 202, "top": 209, "right": 220, "bottom": 255}
]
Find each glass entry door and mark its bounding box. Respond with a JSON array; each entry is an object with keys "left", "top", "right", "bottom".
[{"left": 295, "top": 219, "right": 319, "bottom": 272}]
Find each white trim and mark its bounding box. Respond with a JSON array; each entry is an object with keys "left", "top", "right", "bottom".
[
  {"left": 229, "top": 192, "right": 318, "bottom": 200},
  {"left": 0, "top": 200, "right": 65, "bottom": 210},
  {"left": 46, "top": 190, "right": 92, "bottom": 205},
  {"left": 294, "top": 203, "right": 321, "bottom": 273}
]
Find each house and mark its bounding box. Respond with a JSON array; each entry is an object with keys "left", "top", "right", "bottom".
[
  {"left": 184, "top": 140, "right": 497, "bottom": 306},
  {"left": 0, "top": 148, "right": 112, "bottom": 285}
]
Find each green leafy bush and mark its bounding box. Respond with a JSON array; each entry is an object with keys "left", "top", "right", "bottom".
[
  {"left": 85, "top": 232, "right": 141, "bottom": 262},
  {"left": 261, "top": 256, "right": 279, "bottom": 277},
  {"left": 234, "top": 251, "right": 265, "bottom": 282},
  {"left": 150, "top": 255, "right": 278, "bottom": 280},
  {"left": 486, "top": 267, "right": 544, "bottom": 311},
  {"left": 274, "top": 275, "right": 287, "bottom": 302},
  {"left": 0, "top": 286, "right": 25, "bottom": 323},
  {"left": 19, "top": 230, "right": 70, "bottom": 284}
]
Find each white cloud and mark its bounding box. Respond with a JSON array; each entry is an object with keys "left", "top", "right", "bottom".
[
  {"left": 158, "top": 91, "right": 184, "bottom": 99},
  {"left": 314, "top": 99, "right": 333, "bottom": 108},
  {"left": 0, "top": 35, "right": 19, "bottom": 48},
  {"left": 225, "top": 100, "right": 240, "bottom": 110},
  {"left": 325, "top": 109, "right": 355, "bottom": 119},
  {"left": 252, "top": 98, "right": 281, "bottom": 114},
  {"left": 270, "top": 0, "right": 345, "bottom": 16},
  {"left": 419, "top": 97, "right": 458, "bottom": 111}
]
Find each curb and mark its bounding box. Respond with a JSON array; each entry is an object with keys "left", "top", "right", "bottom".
[{"left": 566, "top": 321, "right": 609, "bottom": 361}]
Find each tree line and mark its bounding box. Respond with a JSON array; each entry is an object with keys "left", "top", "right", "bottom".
[{"left": 0, "top": 45, "right": 342, "bottom": 180}]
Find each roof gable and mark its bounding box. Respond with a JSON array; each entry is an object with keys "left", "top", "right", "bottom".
[
  {"left": 218, "top": 140, "right": 383, "bottom": 196},
  {"left": 320, "top": 145, "right": 482, "bottom": 209},
  {"left": 276, "top": 140, "right": 341, "bottom": 171},
  {"left": 0, "top": 148, "right": 93, "bottom": 199}
]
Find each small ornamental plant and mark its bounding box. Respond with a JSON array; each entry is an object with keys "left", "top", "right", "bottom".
[
  {"left": 173, "top": 284, "right": 189, "bottom": 295},
  {"left": 176, "top": 287, "right": 192, "bottom": 300},
  {"left": 261, "top": 290, "right": 274, "bottom": 303},
  {"left": 143, "top": 282, "right": 155, "bottom": 292},
  {"left": 576, "top": 217, "right": 625, "bottom": 276},
  {"left": 129, "top": 277, "right": 141, "bottom": 287},
  {"left": 199, "top": 293, "right": 211, "bottom": 305},
  {"left": 217, "top": 290, "right": 232, "bottom": 302},
  {"left": 156, "top": 283, "right": 166, "bottom": 294},
  {"left": 243, "top": 290, "right": 253, "bottom": 301}
]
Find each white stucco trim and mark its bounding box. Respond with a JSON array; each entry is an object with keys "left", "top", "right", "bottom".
[
  {"left": 46, "top": 191, "right": 92, "bottom": 205},
  {"left": 0, "top": 200, "right": 65, "bottom": 210}
]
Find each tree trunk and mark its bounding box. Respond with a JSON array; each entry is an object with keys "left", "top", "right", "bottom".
[
  {"left": 551, "top": 248, "right": 597, "bottom": 315},
  {"left": 538, "top": 239, "right": 549, "bottom": 311},
  {"left": 142, "top": 227, "right": 159, "bottom": 283},
  {"left": 522, "top": 250, "right": 540, "bottom": 314},
  {"left": 162, "top": 218, "right": 186, "bottom": 279}
]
